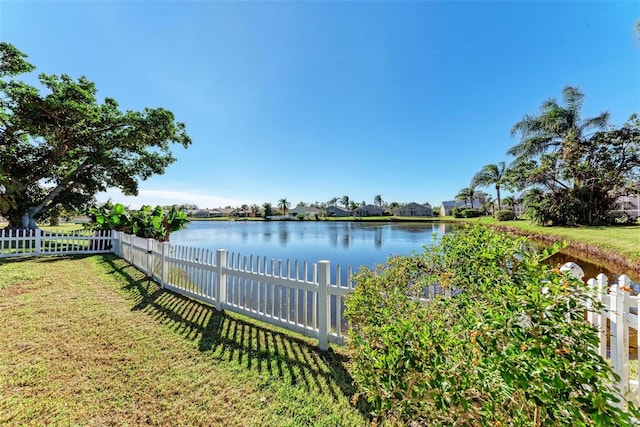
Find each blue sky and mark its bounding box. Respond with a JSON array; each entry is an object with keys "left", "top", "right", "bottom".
[{"left": 1, "top": 1, "right": 639, "bottom": 209}]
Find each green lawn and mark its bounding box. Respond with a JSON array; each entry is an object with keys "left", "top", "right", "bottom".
[
  {"left": 0, "top": 255, "right": 370, "bottom": 427},
  {"left": 465, "top": 216, "right": 640, "bottom": 264}
]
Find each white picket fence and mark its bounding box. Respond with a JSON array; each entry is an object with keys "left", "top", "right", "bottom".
[
  {"left": 110, "top": 231, "right": 356, "bottom": 350},
  {"left": 2, "top": 229, "right": 640, "bottom": 405},
  {"left": 575, "top": 266, "right": 640, "bottom": 407},
  {"left": 0, "top": 228, "right": 112, "bottom": 258}
]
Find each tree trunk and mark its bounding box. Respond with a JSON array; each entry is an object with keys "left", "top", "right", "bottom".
[{"left": 5, "top": 208, "right": 39, "bottom": 230}]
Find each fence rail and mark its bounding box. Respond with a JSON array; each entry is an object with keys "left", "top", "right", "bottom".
[
  {"left": 0, "top": 229, "right": 112, "bottom": 258},
  {"left": 2, "top": 229, "right": 639, "bottom": 406},
  {"left": 581, "top": 269, "right": 640, "bottom": 406},
  {"left": 111, "top": 231, "right": 356, "bottom": 349}
]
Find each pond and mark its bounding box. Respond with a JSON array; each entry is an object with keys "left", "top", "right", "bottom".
[
  {"left": 171, "top": 220, "right": 454, "bottom": 273},
  {"left": 171, "top": 220, "right": 636, "bottom": 285}
]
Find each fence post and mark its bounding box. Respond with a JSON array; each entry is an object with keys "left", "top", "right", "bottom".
[
  {"left": 110, "top": 230, "right": 116, "bottom": 255},
  {"left": 609, "top": 282, "right": 626, "bottom": 406},
  {"left": 146, "top": 238, "right": 154, "bottom": 277},
  {"left": 160, "top": 242, "right": 170, "bottom": 288},
  {"left": 216, "top": 249, "right": 228, "bottom": 311},
  {"left": 35, "top": 229, "right": 41, "bottom": 256},
  {"left": 595, "top": 274, "right": 608, "bottom": 358},
  {"left": 619, "top": 275, "right": 631, "bottom": 400},
  {"left": 318, "top": 260, "right": 331, "bottom": 351},
  {"left": 637, "top": 286, "right": 640, "bottom": 405}
]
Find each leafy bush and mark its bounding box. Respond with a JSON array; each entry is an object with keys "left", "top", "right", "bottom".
[
  {"left": 451, "top": 206, "right": 464, "bottom": 218},
  {"left": 495, "top": 209, "right": 515, "bottom": 221},
  {"left": 87, "top": 201, "right": 188, "bottom": 242},
  {"left": 461, "top": 208, "right": 482, "bottom": 218},
  {"left": 344, "top": 224, "right": 637, "bottom": 425},
  {"left": 453, "top": 207, "right": 483, "bottom": 218}
]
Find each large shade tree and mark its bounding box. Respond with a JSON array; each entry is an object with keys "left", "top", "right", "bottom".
[{"left": 0, "top": 43, "right": 191, "bottom": 229}]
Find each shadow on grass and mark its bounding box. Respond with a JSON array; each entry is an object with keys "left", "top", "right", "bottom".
[
  {"left": 0, "top": 253, "right": 97, "bottom": 264},
  {"left": 98, "top": 254, "right": 370, "bottom": 415}
]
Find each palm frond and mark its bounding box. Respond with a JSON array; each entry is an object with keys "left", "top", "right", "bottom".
[
  {"left": 562, "top": 86, "right": 584, "bottom": 113},
  {"left": 580, "top": 111, "right": 610, "bottom": 132}
]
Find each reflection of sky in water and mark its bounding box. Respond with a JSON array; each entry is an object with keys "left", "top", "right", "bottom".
[
  {"left": 171, "top": 221, "right": 454, "bottom": 274},
  {"left": 171, "top": 221, "right": 637, "bottom": 285}
]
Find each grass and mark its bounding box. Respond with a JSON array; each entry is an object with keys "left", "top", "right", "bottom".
[
  {"left": 0, "top": 255, "right": 370, "bottom": 426},
  {"left": 465, "top": 216, "right": 640, "bottom": 265}
]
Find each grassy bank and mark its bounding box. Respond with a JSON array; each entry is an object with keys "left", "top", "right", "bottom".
[
  {"left": 0, "top": 255, "right": 369, "bottom": 426},
  {"left": 465, "top": 216, "right": 640, "bottom": 277}
]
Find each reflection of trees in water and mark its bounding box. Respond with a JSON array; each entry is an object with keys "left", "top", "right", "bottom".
[
  {"left": 263, "top": 231, "right": 272, "bottom": 243},
  {"left": 330, "top": 229, "right": 338, "bottom": 247},
  {"left": 342, "top": 233, "right": 349, "bottom": 249},
  {"left": 374, "top": 227, "right": 382, "bottom": 249},
  {"left": 278, "top": 222, "right": 289, "bottom": 246}
]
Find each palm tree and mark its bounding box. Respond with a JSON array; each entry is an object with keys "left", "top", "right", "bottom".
[
  {"left": 278, "top": 198, "right": 291, "bottom": 216},
  {"left": 374, "top": 194, "right": 383, "bottom": 208},
  {"left": 508, "top": 86, "right": 609, "bottom": 177},
  {"left": 340, "top": 195, "right": 350, "bottom": 210},
  {"left": 472, "top": 162, "right": 506, "bottom": 209},
  {"left": 327, "top": 197, "right": 338, "bottom": 207},
  {"left": 455, "top": 187, "right": 476, "bottom": 208}
]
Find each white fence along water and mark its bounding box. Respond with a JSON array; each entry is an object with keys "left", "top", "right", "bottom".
[
  {"left": 2, "top": 229, "right": 640, "bottom": 406},
  {"left": 111, "top": 231, "right": 355, "bottom": 350}
]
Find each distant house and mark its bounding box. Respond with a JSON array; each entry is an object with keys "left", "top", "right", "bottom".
[
  {"left": 194, "top": 209, "right": 211, "bottom": 218},
  {"left": 352, "top": 204, "right": 383, "bottom": 217},
  {"left": 289, "top": 206, "right": 323, "bottom": 217},
  {"left": 440, "top": 200, "right": 482, "bottom": 216},
  {"left": 230, "top": 208, "right": 250, "bottom": 217},
  {"left": 326, "top": 205, "right": 350, "bottom": 217},
  {"left": 394, "top": 202, "right": 433, "bottom": 217},
  {"left": 193, "top": 208, "right": 224, "bottom": 218},
  {"left": 219, "top": 208, "right": 235, "bottom": 217},
  {"left": 614, "top": 195, "right": 640, "bottom": 219}
]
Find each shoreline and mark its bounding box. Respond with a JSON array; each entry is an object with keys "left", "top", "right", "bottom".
[{"left": 488, "top": 224, "right": 640, "bottom": 280}]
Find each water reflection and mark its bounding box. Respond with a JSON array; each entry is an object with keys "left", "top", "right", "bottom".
[
  {"left": 172, "top": 221, "right": 451, "bottom": 274},
  {"left": 171, "top": 221, "right": 635, "bottom": 285}
]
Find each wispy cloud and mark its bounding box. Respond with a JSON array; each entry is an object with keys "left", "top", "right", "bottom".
[{"left": 96, "top": 188, "right": 242, "bottom": 209}]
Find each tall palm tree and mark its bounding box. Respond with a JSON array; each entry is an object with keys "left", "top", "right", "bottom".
[
  {"left": 278, "top": 198, "right": 291, "bottom": 216},
  {"left": 340, "top": 195, "right": 350, "bottom": 210},
  {"left": 508, "top": 86, "right": 609, "bottom": 174},
  {"left": 472, "top": 162, "right": 506, "bottom": 209},
  {"left": 327, "top": 197, "right": 338, "bottom": 207},
  {"left": 455, "top": 187, "right": 476, "bottom": 208},
  {"left": 374, "top": 194, "right": 383, "bottom": 208}
]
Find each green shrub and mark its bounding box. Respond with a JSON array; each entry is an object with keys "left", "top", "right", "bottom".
[
  {"left": 344, "top": 224, "right": 637, "bottom": 426},
  {"left": 86, "top": 201, "right": 188, "bottom": 242},
  {"left": 462, "top": 208, "right": 482, "bottom": 218},
  {"left": 495, "top": 209, "right": 515, "bottom": 221}
]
